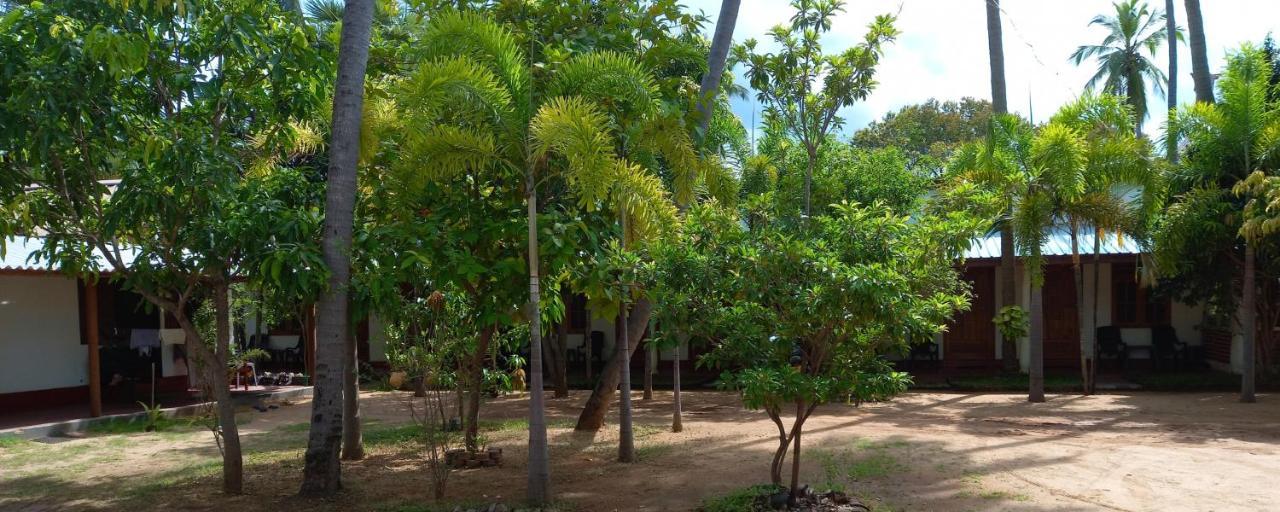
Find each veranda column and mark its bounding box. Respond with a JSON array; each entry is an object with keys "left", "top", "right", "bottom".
[{"left": 86, "top": 281, "right": 102, "bottom": 417}]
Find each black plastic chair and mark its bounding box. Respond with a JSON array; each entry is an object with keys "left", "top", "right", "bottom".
[
  {"left": 1151, "top": 325, "right": 1188, "bottom": 370},
  {"left": 1096, "top": 326, "right": 1129, "bottom": 369}
]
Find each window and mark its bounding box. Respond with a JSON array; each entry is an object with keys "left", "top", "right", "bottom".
[{"left": 1111, "top": 262, "right": 1170, "bottom": 326}]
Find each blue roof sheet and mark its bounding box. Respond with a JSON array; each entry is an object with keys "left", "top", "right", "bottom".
[
  {"left": 1, "top": 236, "right": 137, "bottom": 272},
  {"left": 964, "top": 228, "right": 1141, "bottom": 260}
]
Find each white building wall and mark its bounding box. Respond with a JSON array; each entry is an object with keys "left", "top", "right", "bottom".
[{"left": 0, "top": 275, "right": 87, "bottom": 393}]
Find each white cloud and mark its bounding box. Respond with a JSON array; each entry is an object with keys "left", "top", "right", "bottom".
[{"left": 682, "top": 0, "right": 1280, "bottom": 139}]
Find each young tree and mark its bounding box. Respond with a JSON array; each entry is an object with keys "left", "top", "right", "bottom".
[
  {"left": 734, "top": 0, "right": 897, "bottom": 219},
  {"left": 0, "top": 0, "right": 326, "bottom": 493},
  {"left": 1070, "top": 0, "right": 1172, "bottom": 134},
  {"left": 1162, "top": 46, "right": 1280, "bottom": 403},
  {"left": 662, "top": 203, "right": 977, "bottom": 504}
]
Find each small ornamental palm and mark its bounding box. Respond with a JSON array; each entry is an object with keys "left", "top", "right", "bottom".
[{"left": 371, "top": 9, "right": 710, "bottom": 499}]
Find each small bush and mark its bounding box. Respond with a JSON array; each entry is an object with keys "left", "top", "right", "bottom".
[{"left": 699, "top": 484, "right": 783, "bottom": 512}]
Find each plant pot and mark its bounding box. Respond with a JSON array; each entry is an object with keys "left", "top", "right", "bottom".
[{"left": 388, "top": 371, "right": 406, "bottom": 390}]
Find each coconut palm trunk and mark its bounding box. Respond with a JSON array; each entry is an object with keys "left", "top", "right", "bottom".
[
  {"left": 987, "top": 0, "right": 1019, "bottom": 371},
  {"left": 1184, "top": 0, "right": 1213, "bottom": 104},
  {"left": 300, "top": 0, "right": 374, "bottom": 496},
  {"left": 696, "top": 0, "right": 741, "bottom": 136}
]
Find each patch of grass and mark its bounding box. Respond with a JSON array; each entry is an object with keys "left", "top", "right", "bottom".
[
  {"left": 699, "top": 484, "right": 782, "bottom": 512},
  {"left": 979, "top": 490, "right": 1030, "bottom": 501},
  {"left": 945, "top": 373, "right": 1080, "bottom": 392},
  {"left": 1126, "top": 370, "right": 1239, "bottom": 391},
  {"left": 634, "top": 442, "right": 674, "bottom": 461},
  {"left": 478, "top": 418, "right": 574, "bottom": 432},
  {"left": 846, "top": 452, "right": 902, "bottom": 479},
  {"left": 122, "top": 459, "right": 222, "bottom": 501},
  {"left": 86, "top": 415, "right": 203, "bottom": 435},
  {"left": 363, "top": 423, "right": 427, "bottom": 447},
  {"left": 0, "top": 435, "right": 29, "bottom": 449}
]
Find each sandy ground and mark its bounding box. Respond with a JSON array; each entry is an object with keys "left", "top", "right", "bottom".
[{"left": 2, "top": 390, "right": 1278, "bottom": 511}]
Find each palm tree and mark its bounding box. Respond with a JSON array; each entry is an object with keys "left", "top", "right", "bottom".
[
  {"left": 1170, "top": 47, "right": 1280, "bottom": 403},
  {"left": 300, "top": 0, "right": 374, "bottom": 497},
  {"left": 1070, "top": 0, "right": 1170, "bottom": 134},
  {"left": 1051, "top": 94, "right": 1155, "bottom": 394},
  {"left": 1184, "top": 0, "right": 1213, "bottom": 104},
  {"left": 696, "top": 0, "right": 741, "bottom": 137},
  {"left": 386, "top": 11, "right": 685, "bottom": 497},
  {"left": 986, "top": 0, "right": 1018, "bottom": 371},
  {"left": 954, "top": 115, "right": 1087, "bottom": 402}
]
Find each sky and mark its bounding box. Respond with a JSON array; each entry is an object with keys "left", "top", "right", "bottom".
[{"left": 679, "top": 0, "right": 1280, "bottom": 141}]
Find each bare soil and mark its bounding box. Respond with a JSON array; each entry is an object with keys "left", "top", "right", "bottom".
[{"left": 2, "top": 390, "right": 1278, "bottom": 511}]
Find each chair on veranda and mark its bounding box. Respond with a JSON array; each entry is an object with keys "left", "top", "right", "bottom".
[
  {"left": 1096, "top": 326, "right": 1129, "bottom": 370},
  {"left": 1151, "top": 325, "right": 1189, "bottom": 371}
]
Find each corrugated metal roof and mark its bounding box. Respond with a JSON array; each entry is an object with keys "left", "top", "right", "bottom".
[
  {"left": 964, "top": 228, "right": 1141, "bottom": 260},
  {"left": 1, "top": 236, "right": 136, "bottom": 272}
]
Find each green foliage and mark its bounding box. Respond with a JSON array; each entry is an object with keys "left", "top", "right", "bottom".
[
  {"left": 992, "top": 306, "right": 1030, "bottom": 342},
  {"left": 852, "top": 97, "right": 994, "bottom": 173},
  {"left": 650, "top": 201, "right": 978, "bottom": 448},
  {"left": 733, "top": 0, "right": 897, "bottom": 216},
  {"left": 1156, "top": 45, "right": 1280, "bottom": 319}
]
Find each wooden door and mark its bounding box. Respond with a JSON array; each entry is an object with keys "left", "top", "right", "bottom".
[
  {"left": 944, "top": 267, "right": 997, "bottom": 368},
  {"left": 1042, "top": 265, "right": 1081, "bottom": 369}
]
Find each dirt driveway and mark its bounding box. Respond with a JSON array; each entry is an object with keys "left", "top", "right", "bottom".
[{"left": 2, "top": 390, "right": 1277, "bottom": 511}]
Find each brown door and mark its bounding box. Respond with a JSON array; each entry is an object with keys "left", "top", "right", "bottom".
[
  {"left": 1042, "top": 265, "right": 1081, "bottom": 370},
  {"left": 944, "top": 267, "right": 997, "bottom": 369}
]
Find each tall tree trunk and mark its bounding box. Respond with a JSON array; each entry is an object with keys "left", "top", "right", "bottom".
[
  {"left": 672, "top": 334, "right": 684, "bottom": 433},
  {"left": 1089, "top": 232, "right": 1103, "bottom": 394},
  {"left": 804, "top": 149, "right": 814, "bottom": 219},
  {"left": 1029, "top": 268, "right": 1046, "bottom": 403},
  {"left": 551, "top": 308, "right": 569, "bottom": 398},
  {"left": 211, "top": 284, "right": 243, "bottom": 494},
  {"left": 696, "top": 0, "right": 742, "bottom": 137},
  {"left": 524, "top": 157, "right": 551, "bottom": 503},
  {"left": 341, "top": 321, "right": 363, "bottom": 460},
  {"left": 574, "top": 298, "right": 653, "bottom": 431},
  {"left": 1241, "top": 243, "right": 1257, "bottom": 403},
  {"left": 583, "top": 305, "right": 593, "bottom": 382},
  {"left": 1184, "top": 0, "right": 1213, "bottom": 104},
  {"left": 1166, "top": 0, "right": 1180, "bottom": 162},
  {"left": 617, "top": 301, "right": 636, "bottom": 462},
  {"left": 988, "top": 0, "right": 1017, "bottom": 372},
  {"left": 464, "top": 326, "right": 495, "bottom": 451},
  {"left": 1072, "top": 223, "right": 1091, "bottom": 395},
  {"left": 300, "top": 0, "right": 373, "bottom": 496},
  {"left": 643, "top": 341, "right": 654, "bottom": 401},
  {"left": 986, "top": 0, "right": 1008, "bottom": 114},
  {"left": 786, "top": 401, "right": 810, "bottom": 505}
]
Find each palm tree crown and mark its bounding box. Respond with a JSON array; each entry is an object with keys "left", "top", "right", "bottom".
[{"left": 1071, "top": 0, "right": 1172, "bottom": 133}]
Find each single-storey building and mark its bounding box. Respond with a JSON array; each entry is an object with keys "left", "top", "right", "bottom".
[
  {"left": 0, "top": 235, "right": 392, "bottom": 421},
  {"left": 923, "top": 229, "right": 1246, "bottom": 375}
]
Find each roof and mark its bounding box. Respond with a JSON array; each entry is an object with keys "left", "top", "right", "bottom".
[
  {"left": 1, "top": 236, "right": 136, "bottom": 273},
  {"left": 964, "top": 228, "right": 1141, "bottom": 260}
]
